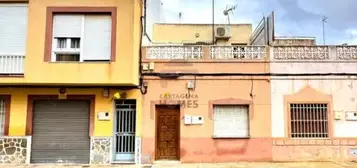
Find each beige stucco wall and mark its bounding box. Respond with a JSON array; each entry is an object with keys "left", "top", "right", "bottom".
[
  {"left": 271, "top": 77, "right": 357, "bottom": 138},
  {"left": 152, "top": 24, "right": 252, "bottom": 44},
  {"left": 270, "top": 46, "right": 357, "bottom": 138}
]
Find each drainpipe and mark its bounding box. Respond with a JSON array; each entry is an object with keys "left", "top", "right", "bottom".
[{"left": 139, "top": 0, "right": 148, "bottom": 94}]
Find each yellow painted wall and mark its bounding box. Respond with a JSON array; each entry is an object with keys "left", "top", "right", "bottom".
[
  {"left": 0, "top": 88, "right": 142, "bottom": 137},
  {"left": 152, "top": 24, "right": 252, "bottom": 44},
  {"left": 1, "top": 0, "right": 141, "bottom": 86}
]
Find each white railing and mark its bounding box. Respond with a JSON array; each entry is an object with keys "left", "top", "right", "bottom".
[
  {"left": 272, "top": 46, "right": 329, "bottom": 60},
  {"left": 0, "top": 55, "right": 25, "bottom": 74},
  {"left": 211, "top": 46, "right": 266, "bottom": 59},
  {"left": 336, "top": 46, "right": 357, "bottom": 60},
  {"left": 145, "top": 46, "right": 202, "bottom": 59}
]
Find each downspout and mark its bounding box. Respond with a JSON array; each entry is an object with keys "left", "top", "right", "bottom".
[
  {"left": 139, "top": 0, "right": 148, "bottom": 94},
  {"left": 212, "top": 0, "right": 215, "bottom": 44}
]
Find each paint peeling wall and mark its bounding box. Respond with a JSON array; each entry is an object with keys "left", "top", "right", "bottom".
[
  {"left": 141, "top": 79, "right": 272, "bottom": 163},
  {"left": 270, "top": 46, "right": 357, "bottom": 161},
  {"left": 271, "top": 78, "right": 357, "bottom": 138}
]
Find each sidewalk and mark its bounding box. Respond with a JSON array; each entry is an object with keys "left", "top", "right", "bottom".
[{"left": 2, "top": 162, "right": 357, "bottom": 168}]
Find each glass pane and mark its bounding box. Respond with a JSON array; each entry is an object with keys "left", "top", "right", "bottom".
[{"left": 57, "top": 38, "right": 67, "bottom": 48}]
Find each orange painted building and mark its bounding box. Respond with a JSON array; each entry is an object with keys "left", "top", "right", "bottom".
[
  {"left": 140, "top": 45, "right": 272, "bottom": 163},
  {"left": 140, "top": 22, "right": 357, "bottom": 164}
]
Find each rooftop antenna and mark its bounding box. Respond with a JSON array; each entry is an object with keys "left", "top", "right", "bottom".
[
  {"left": 223, "top": 4, "right": 237, "bottom": 24},
  {"left": 322, "top": 16, "right": 328, "bottom": 45},
  {"left": 179, "top": 12, "right": 183, "bottom": 23}
]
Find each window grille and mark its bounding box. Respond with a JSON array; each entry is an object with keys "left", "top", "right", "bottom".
[
  {"left": 290, "top": 103, "right": 328, "bottom": 138},
  {"left": 0, "top": 100, "right": 6, "bottom": 135}
]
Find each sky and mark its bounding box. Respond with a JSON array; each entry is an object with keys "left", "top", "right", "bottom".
[{"left": 147, "top": 0, "right": 357, "bottom": 45}]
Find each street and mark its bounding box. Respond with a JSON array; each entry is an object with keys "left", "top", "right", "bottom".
[{"left": 2, "top": 162, "right": 357, "bottom": 168}]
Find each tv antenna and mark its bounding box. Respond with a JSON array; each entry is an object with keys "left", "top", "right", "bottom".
[
  {"left": 322, "top": 16, "right": 328, "bottom": 45},
  {"left": 179, "top": 12, "right": 183, "bottom": 23},
  {"left": 223, "top": 4, "right": 237, "bottom": 24}
]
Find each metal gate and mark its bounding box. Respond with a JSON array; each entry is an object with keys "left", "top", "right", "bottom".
[
  {"left": 31, "top": 100, "right": 90, "bottom": 163},
  {"left": 114, "top": 100, "right": 136, "bottom": 162}
]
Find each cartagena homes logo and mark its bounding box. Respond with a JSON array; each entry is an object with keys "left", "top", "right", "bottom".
[{"left": 160, "top": 92, "right": 199, "bottom": 108}]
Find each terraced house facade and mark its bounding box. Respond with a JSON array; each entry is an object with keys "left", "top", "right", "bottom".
[
  {"left": 1, "top": 0, "right": 357, "bottom": 166},
  {"left": 0, "top": 0, "right": 143, "bottom": 164},
  {"left": 140, "top": 22, "right": 357, "bottom": 164}
]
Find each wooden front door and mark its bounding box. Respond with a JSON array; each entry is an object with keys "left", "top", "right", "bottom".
[{"left": 156, "top": 106, "right": 180, "bottom": 160}]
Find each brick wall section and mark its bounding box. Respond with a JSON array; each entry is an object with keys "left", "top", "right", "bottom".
[{"left": 272, "top": 139, "right": 357, "bottom": 162}]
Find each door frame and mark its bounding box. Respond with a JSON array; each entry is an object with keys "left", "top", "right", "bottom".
[
  {"left": 112, "top": 99, "right": 137, "bottom": 163},
  {"left": 155, "top": 105, "right": 181, "bottom": 161}
]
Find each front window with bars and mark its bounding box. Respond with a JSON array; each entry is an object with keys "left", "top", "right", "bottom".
[
  {"left": 0, "top": 99, "right": 6, "bottom": 135},
  {"left": 290, "top": 103, "right": 329, "bottom": 138}
]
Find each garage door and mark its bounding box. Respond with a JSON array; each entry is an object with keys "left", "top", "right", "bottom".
[{"left": 31, "top": 100, "right": 90, "bottom": 163}]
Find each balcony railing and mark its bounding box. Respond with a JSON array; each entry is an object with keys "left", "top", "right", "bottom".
[
  {"left": 272, "top": 46, "right": 357, "bottom": 60},
  {"left": 145, "top": 46, "right": 202, "bottom": 59},
  {"left": 211, "top": 46, "right": 266, "bottom": 59},
  {"left": 336, "top": 46, "right": 357, "bottom": 60},
  {"left": 272, "top": 46, "right": 329, "bottom": 60},
  {"left": 0, "top": 55, "right": 25, "bottom": 75},
  {"left": 145, "top": 45, "right": 266, "bottom": 60},
  {"left": 144, "top": 45, "right": 357, "bottom": 61}
]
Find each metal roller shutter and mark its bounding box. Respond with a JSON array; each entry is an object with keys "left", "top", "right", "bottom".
[{"left": 31, "top": 100, "right": 90, "bottom": 164}]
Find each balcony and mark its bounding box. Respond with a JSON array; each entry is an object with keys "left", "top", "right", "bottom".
[
  {"left": 270, "top": 46, "right": 357, "bottom": 74},
  {"left": 142, "top": 45, "right": 357, "bottom": 75},
  {"left": 0, "top": 55, "right": 25, "bottom": 75},
  {"left": 142, "top": 45, "right": 269, "bottom": 74},
  {"left": 144, "top": 45, "right": 267, "bottom": 60},
  {"left": 271, "top": 46, "right": 357, "bottom": 61}
]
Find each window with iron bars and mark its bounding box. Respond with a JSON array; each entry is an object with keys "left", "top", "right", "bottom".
[
  {"left": 0, "top": 99, "right": 6, "bottom": 136},
  {"left": 289, "top": 103, "right": 329, "bottom": 138}
]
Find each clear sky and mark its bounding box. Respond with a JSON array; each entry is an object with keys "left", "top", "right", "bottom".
[{"left": 149, "top": 0, "right": 357, "bottom": 45}]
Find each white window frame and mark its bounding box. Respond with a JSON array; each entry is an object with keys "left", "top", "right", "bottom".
[
  {"left": 51, "top": 15, "right": 84, "bottom": 62},
  {"left": 51, "top": 14, "right": 111, "bottom": 62},
  {"left": 213, "top": 105, "right": 250, "bottom": 138}
]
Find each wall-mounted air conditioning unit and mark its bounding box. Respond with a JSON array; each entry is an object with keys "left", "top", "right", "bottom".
[{"left": 215, "top": 26, "right": 232, "bottom": 39}]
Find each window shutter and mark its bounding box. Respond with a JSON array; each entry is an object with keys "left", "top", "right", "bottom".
[
  {"left": 0, "top": 5, "right": 28, "bottom": 55},
  {"left": 213, "top": 105, "right": 249, "bottom": 137},
  {"left": 82, "top": 15, "right": 111, "bottom": 61},
  {"left": 53, "top": 14, "right": 82, "bottom": 38}
]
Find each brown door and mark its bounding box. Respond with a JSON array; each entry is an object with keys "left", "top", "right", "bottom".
[{"left": 156, "top": 105, "right": 180, "bottom": 160}]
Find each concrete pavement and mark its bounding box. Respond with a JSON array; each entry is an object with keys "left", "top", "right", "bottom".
[{"left": 2, "top": 162, "right": 357, "bottom": 168}]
